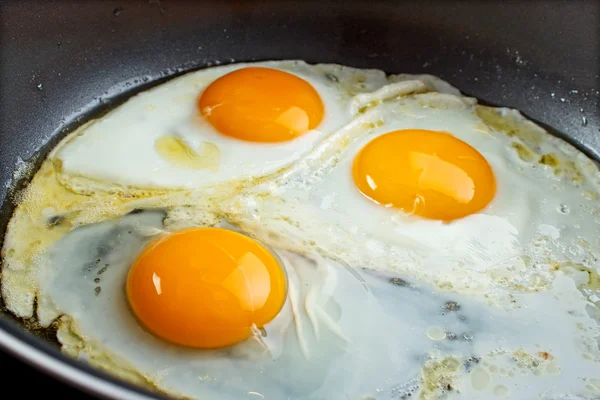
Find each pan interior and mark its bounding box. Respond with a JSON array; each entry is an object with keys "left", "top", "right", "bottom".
[{"left": 0, "top": 1, "right": 598, "bottom": 399}]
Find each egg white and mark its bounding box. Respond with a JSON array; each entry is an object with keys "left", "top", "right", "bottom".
[
  {"left": 36, "top": 210, "right": 600, "bottom": 399},
  {"left": 53, "top": 61, "right": 388, "bottom": 192},
  {"left": 228, "top": 89, "right": 600, "bottom": 301}
]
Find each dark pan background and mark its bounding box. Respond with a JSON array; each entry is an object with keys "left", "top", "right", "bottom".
[
  {"left": 0, "top": 348, "right": 87, "bottom": 395},
  {"left": 0, "top": 0, "right": 598, "bottom": 398}
]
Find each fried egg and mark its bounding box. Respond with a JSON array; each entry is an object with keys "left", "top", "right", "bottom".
[
  {"left": 35, "top": 210, "right": 600, "bottom": 399},
  {"left": 2, "top": 61, "right": 600, "bottom": 400},
  {"left": 52, "top": 61, "right": 388, "bottom": 193},
  {"left": 230, "top": 86, "right": 600, "bottom": 300}
]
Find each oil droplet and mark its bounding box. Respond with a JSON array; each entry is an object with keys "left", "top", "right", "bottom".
[
  {"left": 470, "top": 366, "right": 491, "bottom": 391},
  {"left": 493, "top": 384, "right": 510, "bottom": 397},
  {"left": 426, "top": 326, "right": 447, "bottom": 341}
]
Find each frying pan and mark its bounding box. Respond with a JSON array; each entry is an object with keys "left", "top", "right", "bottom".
[{"left": 0, "top": 0, "right": 598, "bottom": 398}]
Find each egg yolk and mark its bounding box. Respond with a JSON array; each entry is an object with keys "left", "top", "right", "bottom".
[
  {"left": 126, "top": 228, "right": 287, "bottom": 349},
  {"left": 352, "top": 129, "right": 496, "bottom": 221},
  {"left": 198, "top": 67, "right": 324, "bottom": 143}
]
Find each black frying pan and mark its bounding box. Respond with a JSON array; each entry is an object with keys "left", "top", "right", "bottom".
[{"left": 0, "top": 1, "right": 598, "bottom": 398}]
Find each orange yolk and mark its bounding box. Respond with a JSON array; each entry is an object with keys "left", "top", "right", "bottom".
[
  {"left": 126, "top": 228, "right": 287, "bottom": 349},
  {"left": 198, "top": 67, "right": 324, "bottom": 143},
  {"left": 352, "top": 129, "right": 496, "bottom": 221}
]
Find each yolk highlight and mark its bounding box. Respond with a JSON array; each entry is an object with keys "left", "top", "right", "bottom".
[
  {"left": 126, "top": 228, "right": 287, "bottom": 349},
  {"left": 198, "top": 67, "right": 324, "bottom": 143},
  {"left": 352, "top": 129, "right": 496, "bottom": 221}
]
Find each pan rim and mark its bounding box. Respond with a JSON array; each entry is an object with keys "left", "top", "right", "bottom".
[{"left": 0, "top": 318, "right": 164, "bottom": 399}]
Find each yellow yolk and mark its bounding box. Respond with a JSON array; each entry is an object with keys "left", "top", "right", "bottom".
[
  {"left": 352, "top": 129, "right": 496, "bottom": 221},
  {"left": 198, "top": 67, "right": 324, "bottom": 143},
  {"left": 126, "top": 228, "right": 287, "bottom": 349}
]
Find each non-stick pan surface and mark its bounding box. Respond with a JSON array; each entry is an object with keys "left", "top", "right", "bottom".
[{"left": 0, "top": 1, "right": 598, "bottom": 399}]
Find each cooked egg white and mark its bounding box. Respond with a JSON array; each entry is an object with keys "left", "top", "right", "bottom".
[
  {"left": 53, "top": 61, "right": 388, "bottom": 193},
  {"left": 35, "top": 210, "right": 600, "bottom": 399},
  {"left": 228, "top": 87, "right": 600, "bottom": 303}
]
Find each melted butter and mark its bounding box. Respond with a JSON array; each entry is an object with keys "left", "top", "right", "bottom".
[
  {"left": 357, "top": 100, "right": 381, "bottom": 115},
  {"left": 557, "top": 261, "right": 600, "bottom": 290},
  {"left": 555, "top": 159, "right": 586, "bottom": 186},
  {"left": 475, "top": 106, "right": 543, "bottom": 145},
  {"left": 420, "top": 356, "right": 461, "bottom": 397},
  {"left": 476, "top": 106, "right": 589, "bottom": 187},
  {"left": 539, "top": 153, "right": 560, "bottom": 167},
  {"left": 2, "top": 162, "right": 91, "bottom": 316},
  {"left": 155, "top": 136, "right": 221, "bottom": 171},
  {"left": 511, "top": 142, "right": 536, "bottom": 162}
]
